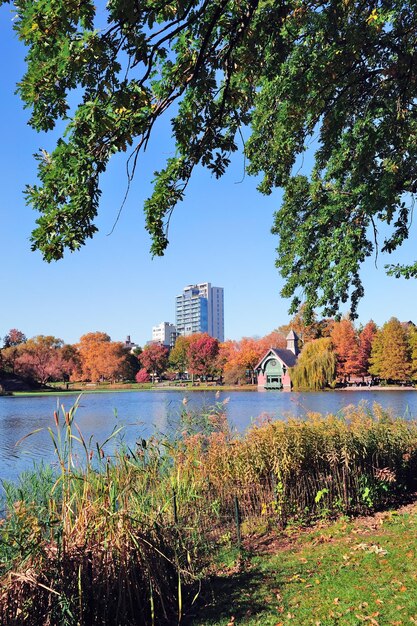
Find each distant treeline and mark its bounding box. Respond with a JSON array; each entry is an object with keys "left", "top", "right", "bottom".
[{"left": 1, "top": 312, "right": 416, "bottom": 388}]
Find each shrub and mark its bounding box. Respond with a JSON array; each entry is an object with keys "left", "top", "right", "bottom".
[{"left": 135, "top": 368, "right": 150, "bottom": 383}]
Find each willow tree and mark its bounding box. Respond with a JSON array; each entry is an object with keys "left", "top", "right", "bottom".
[
  {"left": 3, "top": 1, "right": 417, "bottom": 316},
  {"left": 290, "top": 337, "right": 336, "bottom": 391}
]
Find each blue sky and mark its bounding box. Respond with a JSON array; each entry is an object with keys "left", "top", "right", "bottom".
[{"left": 1, "top": 6, "right": 417, "bottom": 348}]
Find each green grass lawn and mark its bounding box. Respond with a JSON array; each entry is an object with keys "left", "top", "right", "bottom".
[{"left": 189, "top": 503, "right": 417, "bottom": 625}]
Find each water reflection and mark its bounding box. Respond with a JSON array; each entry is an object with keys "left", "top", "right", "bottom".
[{"left": 1, "top": 389, "right": 417, "bottom": 484}]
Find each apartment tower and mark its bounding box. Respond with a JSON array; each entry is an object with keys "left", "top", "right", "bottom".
[{"left": 175, "top": 282, "right": 224, "bottom": 341}]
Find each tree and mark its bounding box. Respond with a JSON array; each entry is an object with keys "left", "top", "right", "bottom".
[
  {"left": 3, "top": 329, "right": 27, "bottom": 348},
  {"left": 357, "top": 320, "right": 378, "bottom": 378},
  {"left": 290, "top": 338, "right": 336, "bottom": 391},
  {"left": 234, "top": 337, "right": 265, "bottom": 385},
  {"left": 5, "top": 1, "right": 417, "bottom": 317},
  {"left": 369, "top": 318, "right": 412, "bottom": 383},
  {"left": 140, "top": 343, "right": 169, "bottom": 382},
  {"left": 217, "top": 340, "right": 239, "bottom": 383},
  {"left": 169, "top": 335, "right": 192, "bottom": 377},
  {"left": 330, "top": 318, "right": 360, "bottom": 382},
  {"left": 77, "top": 332, "right": 128, "bottom": 382},
  {"left": 186, "top": 334, "right": 219, "bottom": 380},
  {"left": 410, "top": 326, "right": 417, "bottom": 382},
  {"left": 256, "top": 331, "right": 286, "bottom": 354},
  {"left": 1, "top": 329, "right": 27, "bottom": 374},
  {"left": 14, "top": 335, "right": 65, "bottom": 384},
  {"left": 278, "top": 305, "right": 334, "bottom": 347}
]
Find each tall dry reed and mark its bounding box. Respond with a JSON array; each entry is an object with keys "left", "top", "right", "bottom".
[{"left": 2, "top": 399, "right": 417, "bottom": 625}]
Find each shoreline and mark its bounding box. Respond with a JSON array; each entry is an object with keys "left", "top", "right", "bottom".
[
  {"left": 5, "top": 384, "right": 417, "bottom": 398},
  {"left": 335, "top": 385, "right": 416, "bottom": 391},
  {"left": 7, "top": 384, "right": 257, "bottom": 398}
]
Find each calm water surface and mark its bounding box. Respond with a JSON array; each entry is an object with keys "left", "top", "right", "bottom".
[{"left": 1, "top": 389, "right": 417, "bottom": 484}]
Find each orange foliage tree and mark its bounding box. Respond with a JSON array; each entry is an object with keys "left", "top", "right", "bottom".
[
  {"left": 235, "top": 337, "right": 265, "bottom": 384},
  {"left": 331, "top": 318, "right": 360, "bottom": 382},
  {"left": 217, "top": 340, "right": 244, "bottom": 384},
  {"left": 219, "top": 332, "right": 286, "bottom": 385},
  {"left": 278, "top": 305, "right": 334, "bottom": 347},
  {"left": 76, "top": 332, "right": 128, "bottom": 382}
]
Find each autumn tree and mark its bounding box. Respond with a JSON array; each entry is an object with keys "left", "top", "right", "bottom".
[
  {"left": 369, "top": 318, "right": 412, "bottom": 383},
  {"left": 290, "top": 338, "right": 336, "bottom": 391},
  {"left": 357, "top": 320, "right": 378, "bottom": 379},
  {"left": 217, "top": 340, "right": 243, "bottom": 384},
  {"left": 169, "top": 336, "right": 192, "bottom": 378},
  {"left": 5, "top": 2, "right": 417, "bottom": 316},
  {"left": 409, "top": 326, "right": 417, "bottom": 382},
  {"left": 331, "top": 318, "right": 360, "bottom": 382},
  {"left": 14, "top": 335, "right": 66, "bottom": 384},
  {"left": 77, "top": 332, "right": 127, "bottom": 382},
  {"left": 257, "top": 331, "right": 286, "bottom": 353},
  {"left": 186, "top": 334, "right": 219, "bottom": 381},
  {"left": 278, "top": 305, "right": 333, "bottom": 347},
  {"left": 140, "top": 343, "right": 169, "bottom": 383},
  {"left": 234, "top": 337, "right": 265, "bottom": 385},
  {"left": 1, "top": 329, "right": 27, "bottom": 374},
  {"left": 219, "top": 333, "right": 286, "bottom": 385},
  {"left": 3, "top": 329, "right": 27, "bottom": 348}
]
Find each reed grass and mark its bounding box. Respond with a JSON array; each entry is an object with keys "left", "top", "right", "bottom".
[{"left": 1, "top": 400, "right": 417, "bottom": 624}]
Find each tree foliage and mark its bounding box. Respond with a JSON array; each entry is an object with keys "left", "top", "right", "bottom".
[
  {"left": 135, "top": 368, "right": 151, "bottom": 383},
  {"left": 140, "top": 342, "right": 169, "bottom": 381},
  {"left": 330, "top": 318, "right": 360, "bottom": 381},
  {"left": 278, "top": 305, "right": 334, "bottom": 347},
  {"left": 186, "top": 333, "right": 219, "bottom": 379},
  {"left": 290, "top": 337, "right": 336, "bottom": 391},
  {"left": 356, "top": 320, "right": 378, "bottom": 378},
  {"left": 169, "top": 335, "right": 192, "bottom": 375},
  {"left": 3, "top": 329, "right": 27, "bottom": 348},
  {"left": 409, "top": 325, "right": 417, "bottom": 381},
  {"left": 369, "top": 317, "right": 412, "bottom": 382},
  {"left": 14, "top": 335, "right": 66, "bottom": 384},
  {"left": 4, "top": 1, "right": 417, "bottom": 315},
  {"left": 77, "top": 332, "right": 127, "bottom": 382}
]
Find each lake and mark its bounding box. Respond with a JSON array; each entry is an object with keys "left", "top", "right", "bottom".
[{"left": 1, "top": 388, "right": 417, "bottom": 484}]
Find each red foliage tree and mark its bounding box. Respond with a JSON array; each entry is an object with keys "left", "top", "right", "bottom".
[
  {"left": 15, "top": 335, "right": 65, "bottom": 384},
  {"left": 3, "top": 329, "right": 27, "bottom": 348},
  {"left": 186, "top": 334, "right": 219, "bottom": 380},
  {"left": 140, "top": 343, "right": 169, "bottom": 382},
  {"left": 357, "top": 320, "right": 378, "bottom": 378}
]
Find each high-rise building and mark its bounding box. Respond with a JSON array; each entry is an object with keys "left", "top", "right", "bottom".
[
  {"left": 151, "top": 322, "right": 178, "bottom": 348},
  {"left": 175, "top": 282, "right": 224, "bottom": 341}
]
